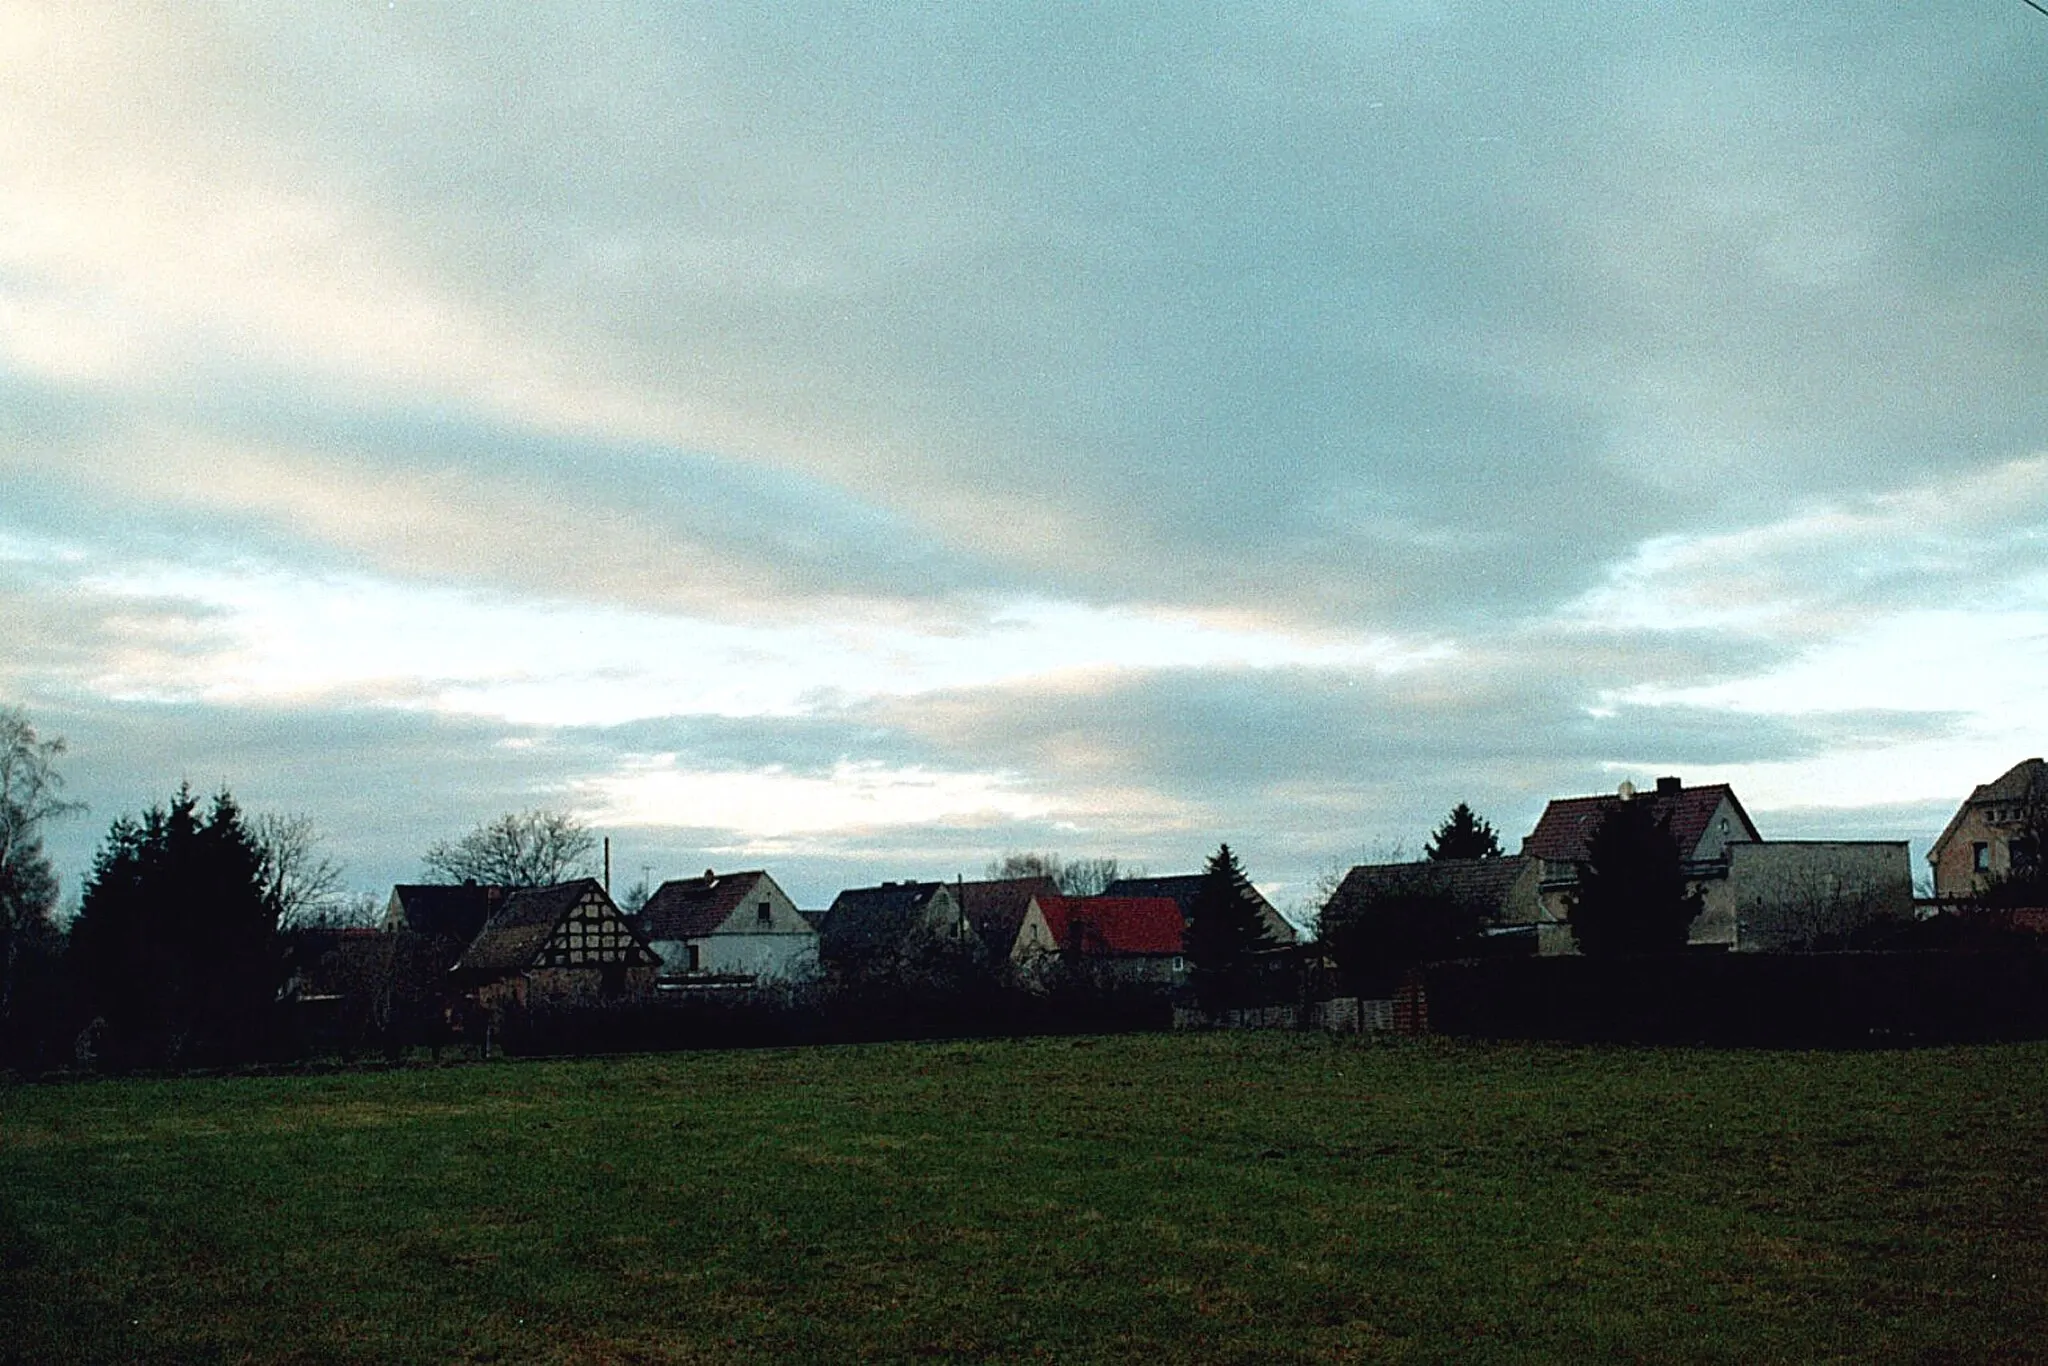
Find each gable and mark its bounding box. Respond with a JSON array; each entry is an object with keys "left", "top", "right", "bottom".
[
  {"left": 455, "top": 878, "right": 657, "bottom": 979},
  {"left": 536, "top": 886, "right": 661, "bottom": 969},
  {"left": 694, "top": 874, "right": 811, "bottom": 939},
  {"left": 957, "top": 876, "right": 1060, "bottom": 953},
  {"left": 1931, "top": 758, "right": 2048, "bottom": 863}
]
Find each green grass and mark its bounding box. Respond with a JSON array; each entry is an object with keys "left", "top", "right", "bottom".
[{"left": 3, "top": 1035, "right": 2047, "bottom": 1363}]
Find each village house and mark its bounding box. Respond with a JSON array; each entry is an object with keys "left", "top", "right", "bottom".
[
  {"left": 1325, "top": 854, "right": 1557, "bottom": 953},
  {"left": 1103, "top": 873, "right": 1300, "bottom": 947},
  {"left": 1521, "top": 777, "right": 1910, "bottom": 951},
  {"left": 1928, "top": 757, "right": 2048, "bottom": 898},
  {"left": 635, "top": 869, "right": 817, "bottom": 986},
  {"left": 451, "top": 878, "right": 660, "bottom": 1011},
  {"left": 815, "top": 880, "right": 971, "bottom": 969},
  {"left": 952, "top": 875, "right": 1059, "bottom": 958},
  {"left": 1521, "top": 777, "right": 1759, "bottom": 949},
  {"left": 1011, "top": 894, "right": 1188, "bottom": 985}
]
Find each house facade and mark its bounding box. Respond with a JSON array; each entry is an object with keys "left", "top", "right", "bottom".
[
  {"left": 816, "top": 881, "right": 970, "bottom": 970},
  {"left": 1520, "top": 777, "right": 1760, "bottom": 950},
  {"left": 452, "top": 879, "right": 661, "bottom": 1011},
  {"left": 1928, "top": 758, "right": 2048, "bottom": 898},
  {"left": 636, "top": 869, "right": 816, "bottom": 985}
]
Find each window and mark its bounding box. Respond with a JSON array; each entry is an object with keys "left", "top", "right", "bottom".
[
  {"left": 757, "top": 900, "right": 772, "bottom": 925},
  {"left": 686, "top": 944, "right": 702, "bottom": 972},
  {"left": 1974, "top": 842, "right": 1991, "bottom": 873},
  {"left": 1173, "top": 956, "right": 1185, "bottom": 972}
]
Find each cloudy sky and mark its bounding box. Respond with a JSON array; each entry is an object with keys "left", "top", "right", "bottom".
[{"left": 5, "top": 2, "right": 2046, "bottom": 913}]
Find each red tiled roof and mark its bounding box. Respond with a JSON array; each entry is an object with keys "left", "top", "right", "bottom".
[
  {"left": 1034, "top": 896, "right": 1184, "bottom": 956},
  {"left": 1521, "top": 782, "right": 1755, "bottom": 863}
]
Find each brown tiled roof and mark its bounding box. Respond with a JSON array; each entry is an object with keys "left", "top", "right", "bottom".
[
  {"left": 638, "top": 870, "right": 766, "bottom": 941},
  {"left": 454, "top": 879, "right": 610, "bottom": 979},
  {"left": 955, "top": 876, "right": 1058, "bottom": 953},
  {"left": 1969, "top": 758, "right": 2048, "bottom": 805},
  {"left": 1521, "top": 783, "right": 1755, "bottom": 863},
  {"left": 1327, "top": 856, "right": 1532, "bottom": 921}
]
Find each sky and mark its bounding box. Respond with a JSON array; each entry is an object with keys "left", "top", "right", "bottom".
[{"left": 5, "top": 2, "right": 2047, "bottom": 916}]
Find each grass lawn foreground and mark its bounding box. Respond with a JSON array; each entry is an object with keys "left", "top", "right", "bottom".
[{"left": 3, "top": 1033, "right": 2047, "bottom": 1363}]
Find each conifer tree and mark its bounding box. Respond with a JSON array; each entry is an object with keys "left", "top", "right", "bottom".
[
  {"left": 1568, "top": 799, "right": 1701, "bottom": 955},
  {"left": 1186, "top": 843, "right": 1276, "bottom": 1010},
  {"left": 1425, "top": 802, "right": 1502, "bottom": 860},
  {"left": 69, "top": 786, "right": 282, "bottom": 1066}
]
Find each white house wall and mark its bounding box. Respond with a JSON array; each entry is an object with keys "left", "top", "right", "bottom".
[{"left": 647, "top": 872, "right": 820, "bottom": 983}]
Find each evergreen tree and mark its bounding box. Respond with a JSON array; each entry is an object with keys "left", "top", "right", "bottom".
[
  {"left": 1568, "top": 799, "right": 1701, "bottom": 955},
  {"left": 1317, "top": 865, "right": 1479, "bottom": 995},
  {"left": 69, "top": 786, "right": 282, "bottom": 1067},
  {"left": 1425, "top": 803, "right": 1502, "bottom": 861},
  {"left": 1186, "top": 843, "right": 1276, "bottom": 1011}
]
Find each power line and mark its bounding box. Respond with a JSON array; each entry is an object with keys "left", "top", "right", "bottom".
[{"left": 2023, "top": 0, "right": 2048, "bottom": 19}]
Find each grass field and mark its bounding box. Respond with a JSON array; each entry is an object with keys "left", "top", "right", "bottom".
[{"left": 3, "top": 1034, "right": 2047, "bottom": 1364}]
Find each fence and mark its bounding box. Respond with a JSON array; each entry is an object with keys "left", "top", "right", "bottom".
[{"left": 1420, "top": 949, "right": 2048, "bottom": 1045}]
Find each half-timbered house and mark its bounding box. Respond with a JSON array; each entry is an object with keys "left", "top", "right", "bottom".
[{"left": 452, "top": 878, "right": 660, "bottom": 1011}]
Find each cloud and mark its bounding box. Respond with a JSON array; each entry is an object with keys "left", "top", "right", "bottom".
[
  {"left": 6, "top": 2, "right": 2047, "bottom": 910},
  {"left": 0, "top": 519, "right": 1449, "bottom": 725},
  {"left": 571, "top": 757, "right": 1054, "bottom": 839}
]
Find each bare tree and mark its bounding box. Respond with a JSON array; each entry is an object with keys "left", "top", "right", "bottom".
[
  {"left": 422, "top": 809, "right": 596, "bottom": 887},
  {"left": 0, "top": 709, "right": 82, "bottom": 1032},
  {"left": 0, "top": 707, "right": 83, "bottom": 888},
  {"left": 1741, "top": 870, "right": 1897, "bottom": 952},
  {"left": 252, "top": 812, "right": 348, "bottom": 929},
  {"left": 984, "top": 851, "right": 1132, "bottom": 895}
]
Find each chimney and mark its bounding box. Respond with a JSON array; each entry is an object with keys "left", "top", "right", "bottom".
[{"left": 1656, "top": 776, "right": 1682, "bottom": 796}]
